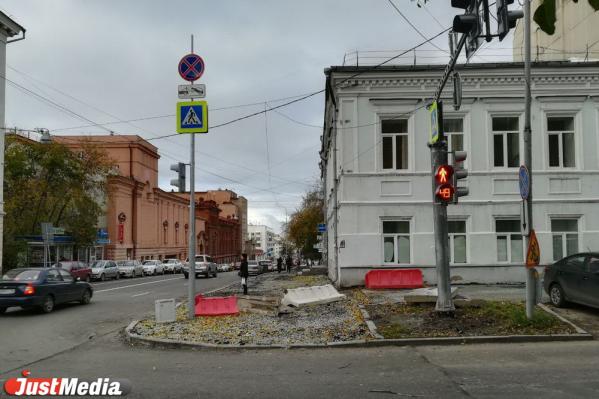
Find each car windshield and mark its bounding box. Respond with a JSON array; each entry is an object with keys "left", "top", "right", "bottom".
[
  {"left": 143, "top": 261, "right": 156, "bottom": 265},
  {"left": 57, "top": 262, "right": 74, "bottom": 271},
  {"left": 1, "top": 269, "right": 41, "bottom": 281},
  {"left": 194, "top": 256, "right": 205, "bottom": 262},
  {"left": 91, "top": 261, "right": 105, "bottom": 268},
  {"left": 248, "top": 261, "right": 258, "bottom": 266}
]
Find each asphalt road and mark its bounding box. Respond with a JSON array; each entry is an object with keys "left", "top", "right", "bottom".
[
  {"left": 2, "top": 277, "right": 599, "bottom": 398},
  {"left": 0, "top": 271, "right": 239, "bottom": 375}
]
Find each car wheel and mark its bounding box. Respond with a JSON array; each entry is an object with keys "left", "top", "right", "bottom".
[
  {"left": 85, "top": 275, "right": 91, "bottom": 283},
  {"left": 116, "top": 273, "right": 120, "bottom": 280},
  {"left": 100, "top": 274, "right": 105, "bottom": 282},
  {"left": 80, "top": 289, "right": 92, "bottom": 305},
  {"left": 213, "top": 269, "right": 218, "bottom": 278},
  {"left": 41, "top": 295, "right": 55, "bottom": 314},
  {"left": 183, "top": 272, "right": 188, "bottom": 279},
  {"left": 549, "top": 283, "right": 566, "bottom": 307},
  {"left": 0, "top": 307, "right": 6, "bottom": 314}
]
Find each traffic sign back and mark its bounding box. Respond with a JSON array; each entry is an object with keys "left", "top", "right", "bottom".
[
  {"left": 178, "top": 54, "right": 205, "bottom": 82},
  {"left": 177, "top": 101, "right": 208, "bottom": 134}
]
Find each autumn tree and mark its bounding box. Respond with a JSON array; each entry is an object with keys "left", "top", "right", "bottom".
[
  {"left": 285, "top": 184, "right": 324, "bottom": 260},
  {"left": 3, "top": 136, "right": 115, "bottom": 270}
]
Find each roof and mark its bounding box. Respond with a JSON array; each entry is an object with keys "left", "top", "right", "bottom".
[
  {"left": 325, "top": 61, "right": 599, "bottom": 75},
  {"left": 54, "top": 135, "right": 159, "bottom": 157},
  {"left": 0, "top": 10, "right": 24, "bottom": 37}
]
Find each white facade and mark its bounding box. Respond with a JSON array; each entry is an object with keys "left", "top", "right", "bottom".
[
  {"left": 248, "top": 224, "right": 275, "bottom": 258},
  {"left": 321, "top": 61, "right": 599, "bottom": 288},
  {"left": 0, "top": 12, "right": 24, "bottom": 275}
]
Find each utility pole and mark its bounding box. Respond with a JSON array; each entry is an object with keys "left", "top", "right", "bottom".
[
  {"left": 523, "top": 0, "right": 535, "bottom": 319},
  {"left": 187, "top": 34, "right": 196, "bottom": 320}
]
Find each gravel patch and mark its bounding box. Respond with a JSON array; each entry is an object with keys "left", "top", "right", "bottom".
[{"left": 132, "top": 273, "right": 370, "bottom": 345}]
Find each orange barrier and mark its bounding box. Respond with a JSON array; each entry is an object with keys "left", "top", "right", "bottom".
[
  {"left": 194, "top": 294, "right": 239, "bottom": 316},
  {"left": 365, "top": 269, "right": 424, "bottom": 289}
]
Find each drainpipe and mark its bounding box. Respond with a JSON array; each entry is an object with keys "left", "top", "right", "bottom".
[{"left": 129, "top": 144, "right": 137, "bottom": 259}]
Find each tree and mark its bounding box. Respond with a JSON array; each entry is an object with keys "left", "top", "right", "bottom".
[
  {"left": 412, "top": 0, "right": 598, "bottom": 35},
  {"left": 3, "top": 136, "right": 115, "bottom": 270},
  {"left": 285, "top": 184, "right": 324, "bottom": 260}
]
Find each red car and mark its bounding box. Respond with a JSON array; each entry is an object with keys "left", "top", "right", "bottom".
[{"left": 55, "top": 261, "right": 92, "bottom": 282}]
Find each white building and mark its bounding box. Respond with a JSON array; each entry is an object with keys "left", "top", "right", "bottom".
[
  {"left": 248, "top": 224, "right": 276, "bottom": 259},
  {"left": 321, "top": 61, "right": 599, "bottom": 288}
]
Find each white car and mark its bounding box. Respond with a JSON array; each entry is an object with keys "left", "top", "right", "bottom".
[
  {"left": 142, "top": 260, "right": 164, "bottom": 276},
  {"left": 218, "top": 263, "right": 231, "bottom": 272},
  {"left": 182, "top": 255, "right": 218, "bottom": 279},
  {"left": 117, "top": 260, "right": 144, "bottom": 278},
  {"left": 163, "top": 259, "right": 182, "bottom": 274}
]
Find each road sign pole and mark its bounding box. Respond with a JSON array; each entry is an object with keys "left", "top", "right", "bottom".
[
  {"left": 187, "top": 34, "right": 197, "bottom": 320},
  {"left": 523, "top": 0, "right": 535, "bottom": 320}
]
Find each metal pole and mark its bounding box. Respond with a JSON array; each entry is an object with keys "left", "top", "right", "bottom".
[
  {"left": 431, "top": 141, "right": 454, "bottom": 313},
  {"left": 187, "top": 34, "right": 197, "bottom": 320},
  {"left": 523, "top": 0, "right": 535, "bottom": 319}
]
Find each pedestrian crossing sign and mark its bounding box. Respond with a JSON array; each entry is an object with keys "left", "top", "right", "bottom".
[{"left": 177, "top": 101, "right": 208, "bottom": 133}]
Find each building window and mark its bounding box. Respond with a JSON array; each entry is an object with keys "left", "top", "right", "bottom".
[
  {"left": 443, "top": 118, "right": 464, "bottom": 154},
  {"left": 448, "top": 220, "right": 467, "bottom": 263},
  {"left": 496, "top": 219, "right": 523, "bottom": 263},
  {"left": 381, "top": 119, "right": 408, "bottom": 170},
  {"left": 383, "top": 221, "right": 410, "bottom": 264},
  {"left": 551, "top": 218, "right": 579, "bottom": 260},
  {"left": 547, "top": 116, "right": 575, "bottom": 168},
  {"left": 492, "top": 116, "right": 519, "bottom": 168}
]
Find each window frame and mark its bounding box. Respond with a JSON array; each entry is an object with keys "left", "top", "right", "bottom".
[
  {"left": 491, "top": 115, "right": 520, "bottom": 169},
  {"left": 495, "top": 218, "right": 525, "bottom": 264},
  {"left": 381, "top": 219, "right": 412, "bottom": 265},
  {"left": 448, "top": 219, "right": 468, "bottom": 264},
  {"left": 550, "top": 217, "right": 580, "bottom": 261},
  {"left": 546, "top": 115, "right": 577, "bottom": 169},
  {"left": 380, "top": 117, "right": 410, "bottom": 172}
]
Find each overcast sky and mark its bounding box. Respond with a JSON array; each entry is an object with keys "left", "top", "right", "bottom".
[{"left": 1, "top": 0, "right": 514, "bottom": 233}]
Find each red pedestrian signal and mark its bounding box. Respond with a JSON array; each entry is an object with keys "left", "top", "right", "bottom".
[
  {"left": 435, "top": 165, "right": 454, "bottom": 184},
  {"left": 434, "top": 165, "right": 455, "bottom": 204}
]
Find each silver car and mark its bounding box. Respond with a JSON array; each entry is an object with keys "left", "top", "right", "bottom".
[
  {"left": 248, "top": 260, "right": 260, "bottom": 276},
  {"left": 163, "top": 259, "right": 182, "bottom": 274},
  {"left": 117, "top": 260, "right": 143, "bottom": 278},
  {"left": 90, "top": 260, "right": 119, "bottom": 281},
  {"left": 182, "top": 255, "right": 218, "bottom": 279},
  {"left": 142, "top": 260, "right": 164, "bottom": 276}
]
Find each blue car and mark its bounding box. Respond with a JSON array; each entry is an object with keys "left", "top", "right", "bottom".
[{"left": 0, "top": 268, "right": 93, "bottom": 314}]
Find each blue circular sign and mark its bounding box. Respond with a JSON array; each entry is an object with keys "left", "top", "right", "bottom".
[
  {"left": 519, "top": 165, "right": 530, "bottom": 200},
  {"left": 178, "top": 53, "right": 205, "bottom": 82}
]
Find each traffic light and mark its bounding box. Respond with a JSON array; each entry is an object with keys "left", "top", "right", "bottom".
[
  {"left": 452, "top": 151, "right": 469, "bottom": 203},
  {"left": 451, "top": 0, "right": 482, "bottom": 59},
  {"left": 496, "top": 0, "right": 524, "bottom": 41},
  {"left": 434, "top": 164, "right": 455, "bottom": 204},
  {"left": 170, "top": 162, "right": 186, "bottom": 192}
]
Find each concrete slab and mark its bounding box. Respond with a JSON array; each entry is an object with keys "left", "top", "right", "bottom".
[
  {"left": 404, "top": 287, "right": 459, "bottom": 304},
  {"left": 281, "top": 284, "right": 346, "bottom": 308}
]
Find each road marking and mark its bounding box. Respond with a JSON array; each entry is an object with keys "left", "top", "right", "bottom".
[
  {"left": 95, "top": 277, "right": 182, "bottom": 293},
  {"left": 131, "top": 291, "right": 150, "bottom": 298}
]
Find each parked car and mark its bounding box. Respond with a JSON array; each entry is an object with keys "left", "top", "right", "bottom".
[
  {"left": 142, "top": 260, "right": 164, "bottom": 276},
  {"left": 544, "top": 252, "right": 599, "bottom": 309},
  {"left": 258, "top": 261, "right": 271, "bottom": 273},
  {"left": 182, "top": 255, "right": 218, "bottom": 279},
  {"left": 117, "top": 260, "right": 144, "bottom": 278},
  {"left": 218, "top": 263, "right": 231, "bottom": 272},
  {"left": 54, "top": 261, "right": 92, "bottom": 282},
  {"left": 232, "top": 261, "right": 241, "bottom": 271},
  {"left": 0, "top": 267, "right": 93, "bottom": 314},
  {"left": 163, "top": 259, "right": 183, "bottom": 274},
  {"left": 248, "top": 260, "right": 260, "bottom": 276},
  {"left": 90, "top": 260, "right": 119, "bottom": 281}
]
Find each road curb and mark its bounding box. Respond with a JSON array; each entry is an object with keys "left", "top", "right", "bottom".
[{"left": 124, "top": 319, "right": 592, "bottom": 351}]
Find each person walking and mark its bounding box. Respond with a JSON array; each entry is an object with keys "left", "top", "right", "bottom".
[
  {"left": 276, "top": 257, "right": 283, "bottom": 273},
  {"left": 239, "top": 253, "right": 249, "bottom": 295}
]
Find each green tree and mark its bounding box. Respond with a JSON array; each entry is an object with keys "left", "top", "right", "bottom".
[
  {"left": 285, "top": 184, "right": 324, "bottom": 260},
  {"left": 3, "top": 136, "right": 115, "bottom": 270}
]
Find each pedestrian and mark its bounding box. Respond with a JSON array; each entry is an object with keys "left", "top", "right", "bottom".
[
  {"left": 277, "top": 257, "right": 283, "bottom": 273},
  {"left": 286, "top": 255, "right": 292, "bottom": 273},
  {"left": 239, "top": 253, "right": 249, "bottom": 295}
]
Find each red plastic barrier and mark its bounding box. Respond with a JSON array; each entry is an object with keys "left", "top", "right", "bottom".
[
  {"left": 194, "top": 294, "right": 239, "bottom": 316},
  {"left": 365, "top": 269, "right": 424, "bottom": 289}
]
